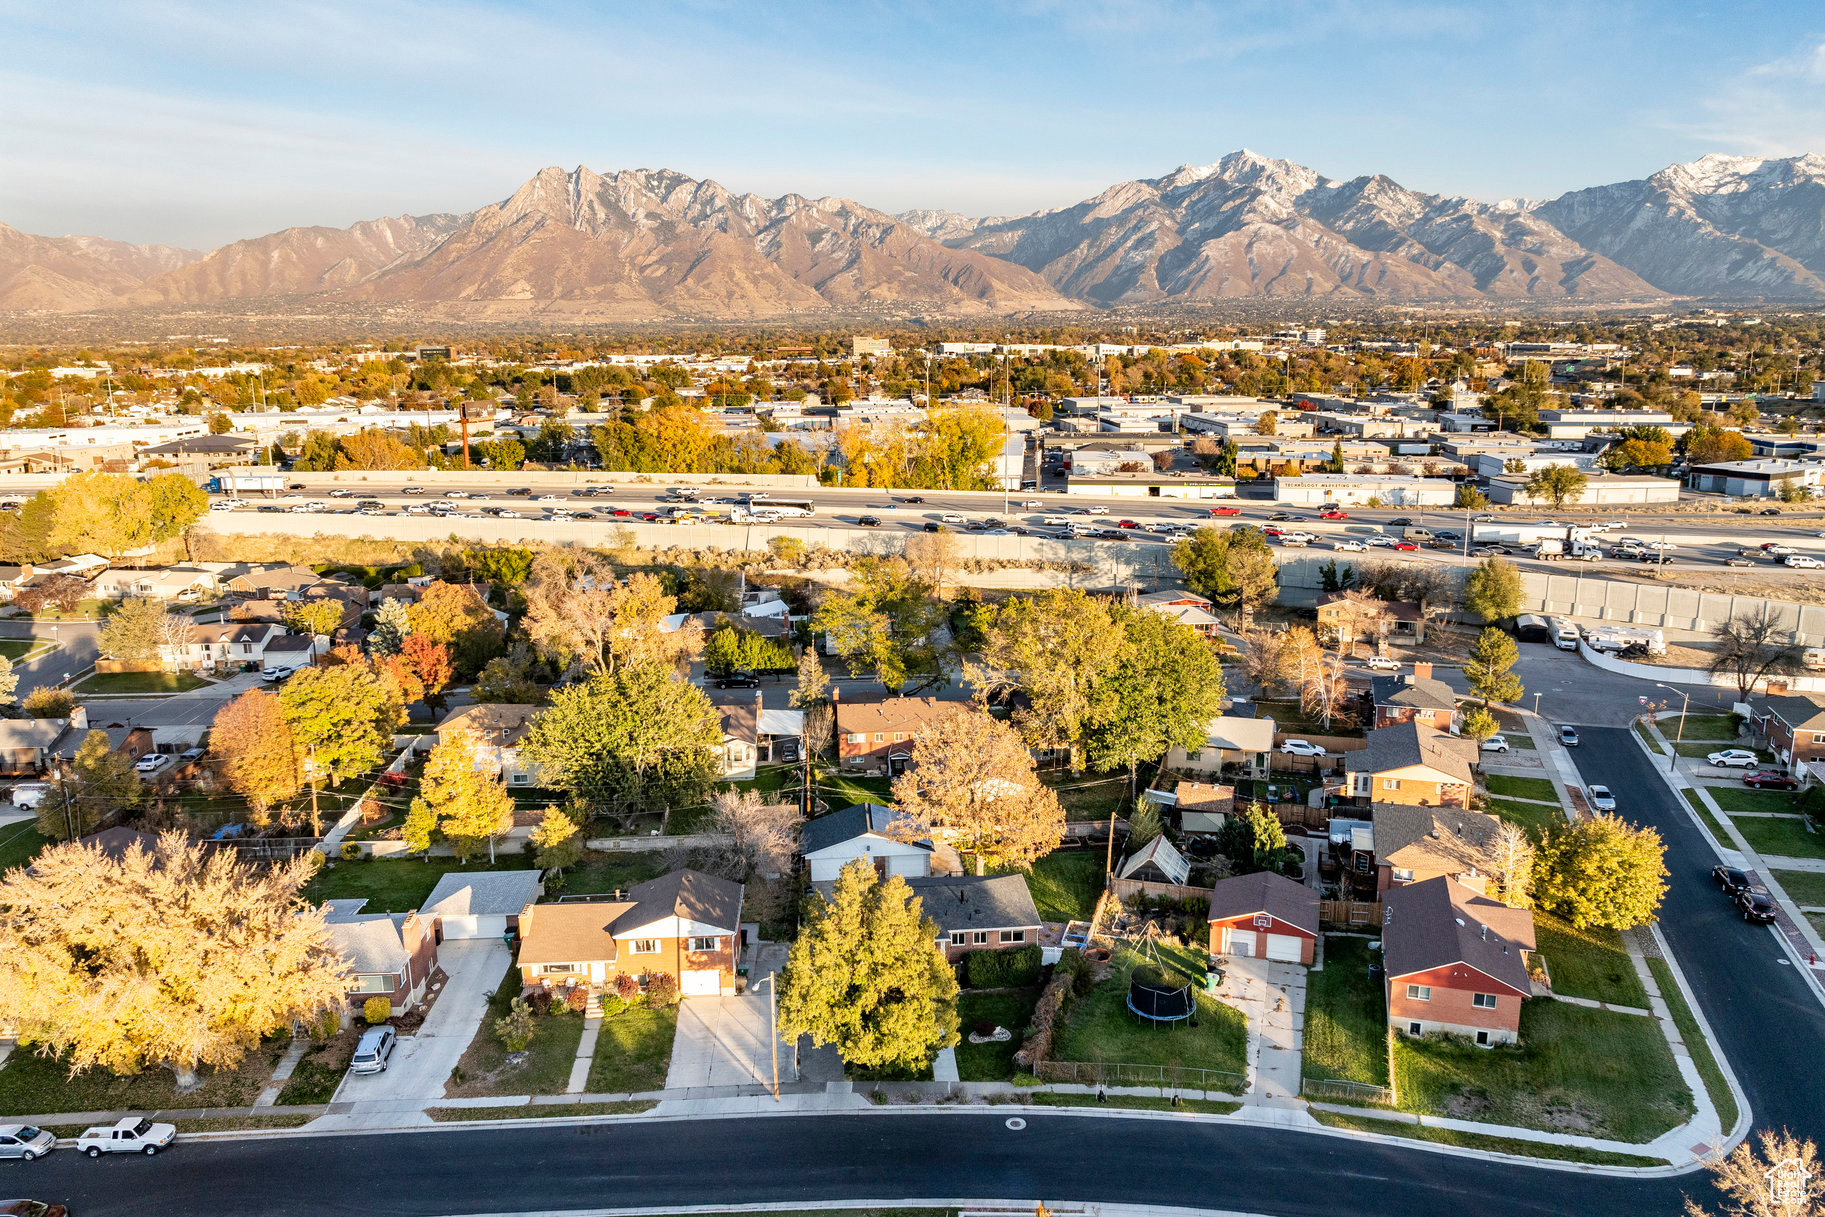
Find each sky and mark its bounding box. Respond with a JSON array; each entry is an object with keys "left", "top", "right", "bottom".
[{"left": 3, "top": 0, "right": 1824, "bottom": 250}]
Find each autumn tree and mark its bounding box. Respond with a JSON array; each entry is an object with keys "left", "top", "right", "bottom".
[
  {"left": 1533, "top": 813, "right": 1668, "bottom": 930},
  {"left": 776, "top": 859, "right": 960, "bottom": 1073},
  {"left": 210, "top": 690, "right": 299, "bottom": 827},
  {"left": 1083, "top": 608, "right": 1228, "bottom": 790},
  {"left": 99, "top": 597, "right": 168, "bottom": 661},
  {"left": 1684, "top": 425, "right": 1754, "bottom": 467},
  {"left": 891, "top": 710, "right": 1063, "bottom": 873},
  {"left": 1463, "top": 556, "right": 1524, "bottom": 623},
  {"left": 277, "top": 662, "right": 405, "bottom": 786},
  {"left": 968, "top": 588, "right": 1123, "bottom": 765},
  {"left": 691, "top": 788, "right": 802, "bottom": 883},
  {"left": 23, "top": 687, "right": 75, "bottom": 718},
  {"left": 0, "top": 833, "right": 348, "bottom": 1084},
  {"left": 902, "top": 528, "right": 961, "bottom": 596},
  {"left": 1465, "top": 627, "right": 1524, "bottom": 706},
  {"left": 1711, "top": 612, "right": 1801, "bottom": 701},
  {"left": 15, "top": 574, "right": 88, "bottom": 616},
  {"left": 1461, "top": 705, "right": 1500, "bottom": 745},
  {"left": 790, "top": 646, "right": 829, "bottom": 708},
  {"left": 282, "top": 599, "right": 344, "bottom": 637},
  {"left": 412, "top": 728, "right": 513, "bottom": 862},
  {"left": 812, "top": 557, "right": 946, "bottom": 692},
  {"left": 472, "top": 655, "right": 543, "bottom": 704},
  {"left": 395, "top": 633, "right": 454, "bottom": 711},
  {"left": 1236, "top": 626, "right": 1294, "bottom": 697},
  {"left": 1172, "top": 526, "right": 1278, "bottom": 617},
  {"left": 1524, "top": 464, "right": 1588, "bottom": 509},
  {"left": 39, "top": 729, "right": 143, "bottom": 842},
  {"left": 522, "top": 553, "right": 698, "bottom": 677},
  {"left": 407, "top": 581, "right": 505, "bottom": 677},
  {"left": 1683, "top": 1128, "right": 1823, "bottom": 1217},
  {"left": 1491, "top": 822, "right": 1535, "bottom": 909},
  {"left": 530, "top": 803, "right": 584, "bottom": 873}
]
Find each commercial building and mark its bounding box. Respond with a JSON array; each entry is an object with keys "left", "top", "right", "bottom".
[
  {"left": 1687, "top": 459, "right": 1823, "bottom": 499},
  {"left": 850, "top": 336, "right": 893, "bottom": 358},
  {"left": 1275, "top": 474, "right": 1456, "bottom": 508},
  {"left": 1484, "top": 473, "right": 1680, "bottom": 506},
  {"left": 1534, "top": 409, "right": 1675, "bottom": 440}
]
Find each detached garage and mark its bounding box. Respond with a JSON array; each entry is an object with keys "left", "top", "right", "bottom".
[
  {"left": 1208, "top": 871, "right": 1319, "bottom": 965},
  {"left": 421, "top": 870, "right": 544, "bottom": 942}
]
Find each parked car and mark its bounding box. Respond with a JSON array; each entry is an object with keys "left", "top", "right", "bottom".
[
  {"left": 9, "top": 783, "right": 49, "bottom": 810},
  {"left": 1713, "top": 865, "right": 1752, "bottom": 895},
  {"left": 0, "top": 1125, "right": 55, "bottom": 1161},
  {"left": 1737, "top": 889, "right": 1779, "bottom": 925},
  {"left": 350, "top": 1025, "right": 397, "bottom": 1075},
  {"left": 78, "top": 1117, "right": 175, "bottom": 1157},
  {"left": 715, "top": 671, "right": 760, "bottom": 689},
  {"left": 857, "top": 515, "right": 881, "bottom": 527},
  {"left": 1208, "top": 506, "right": 1240, "bottom": 516},
  {"left": 1708, "top": 749, "right": 1760, "bottom": 769},
  {"left": 134, "top": 753, "right": 170, "bottom": 774},
  {"left": 1559, "top": 726, "right": 1580, "bottom": 747},
  {"left": 1481, "top": 735, "right": 1510, "bottom": 753},
  {"left": 260, "top": 663, "right": 299, "bottom": 683},
  {"left": 1280, "top": 739, "right": 1327, "bottom": 758},
  {"left": 1744, "top": 770, "right": 1800, "bottom": 790},
  {"left": 1364, "top": 656, "right": 1400, "bottom": 671},
  {"left": 1318, "top": 509, "right": 1348, "bottom": 520},
  {"left": 1587, "top": 784, "right": 1616, "bottom": 811}
]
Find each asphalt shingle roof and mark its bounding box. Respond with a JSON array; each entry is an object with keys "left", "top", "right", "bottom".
[
  {"left": 1372, "top": 803, "right": 1502, "bottom": 876},
  {"left": 1371, "top": 674, "right": 1458, "bottom": 712},
  {"left": 421, "top": 870, "right": 543, "bottom": 919},
  {"left": 1381, "top": 876, "right": 1536, "bottom": 995},
  {"left": 901, "top": 874, "right": 1041, "bottom": 935},
  {"left": 1345, "top": 722, "right": 1475, "bottom": 784},
  {"left": 1207, "top": 871, "right": 1319, "bottom": 937},
  {"left": 800, "top": 803, "right": 931, "bottom": 857}
]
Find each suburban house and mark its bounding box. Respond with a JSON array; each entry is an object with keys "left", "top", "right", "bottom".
[
  {"left": 90, "top": 567, "right": 216, "bottom": 602},
  {"left": 434, "top": 704, "right": 544, "bottom": 786},
  {"left": 1117, "top": 835, "right": 1192, "bottom": 886},
  {"left": 1371, "top": 803, "right": 1501, "bottom": 894},
  {"left": 225, "top": 566, "right": 365, "bottom": 606},
  {"left": 420, "top": 869, "right": 543, "bottom": 941},
  {"left": 711, "top": 694, "right": 803, "bottom": 781},
  {"left": 1316, "top": 592, "right": 1428, "bottom": 647},
  {"left": 0, "top": 708, "right": 86, "bottom": 775},
  {"left": 262, "top": 633, "right": 317, "bottom": 671},
  {"left": 51, "top": 725, "right": 154, "bottom": 768},
  {"left": 800, "top": 802, "right": 962, "bottom": 883},
  {"left": 516, "top": 869, "right": 744, "bottom": 998},
  {"left": 835, "top": 696, "right": 963, "bottom": 774},
  {"left": 1342, "top": 723, "right": 1475, "bottom": 807},
  {"left": 1207, "top": 870, "right": 1319, "bottom": 963},
  {"left": 36, "top": 554, "right": 108, "bottom": 581},
  {"left": 1383, "top": 876, "right": 1537, "bottom": 1046},
  {"left": 1164, "top": 715, "right": 1276, "bottom": 777},
  {"left": 1173, "top": 780, "right": 1235, "bottom": 835},
  {"left": 163, "top": 622, "right": 286, "bottom": 672},
  {"left": 1747, "top": 692, "right": 1825, "bottom": 766},
  {"left": 1370, "top": 665, "right": 1458, "bottom": 731},
  {"left": 1135, "top": 589, "right": 1222, "bottom": 637},
  {"left": 0, "top": 564, "right": 33, "bottom": 600},
  {"left": 901, "top": 874, "right": 1043, "bottom": 964},
  {"left": 322, "top": 900, "right": 439, "bottom": 1015}
]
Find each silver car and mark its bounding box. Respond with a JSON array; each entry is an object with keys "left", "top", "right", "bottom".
[
  {"left": 350, "top": 1025, "right": 396, "bottom": 1074},
  {"left": 0, "top": 1124, "right": 56, "bottom": 1160},
  {"left": 1587, "top": 785, "right": 1616, "bottom": 812}
]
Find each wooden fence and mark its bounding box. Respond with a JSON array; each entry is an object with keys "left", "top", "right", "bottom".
[
  {"left": 1320, "top": 899, "right": 1383, "bottom": 926},
  {"left": 1109, "top": 877, "right": 1211, "bottom": 904}
]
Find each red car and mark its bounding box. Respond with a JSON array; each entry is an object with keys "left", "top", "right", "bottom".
[
  {"left": 1208, "top": 506, "right": 1241, "bottom": 516},
  {"left": 610, "top": 508, "right": 632, "bottom": 517},
  {"left": 1318, "top": 509, "right": 1349, "bottom": 520},
  {"left": 1118, "top": 520, "right": 1141, "bottom": 529},
  {"left": 1744, "top": 770, "right": 1800, "bottom": 790},
  {"left": 1392, "top": 541, "right": 1419, "bottom": 551},
  {"left": 1262, "top": 525, "right": 1285, "bottom": 537}
]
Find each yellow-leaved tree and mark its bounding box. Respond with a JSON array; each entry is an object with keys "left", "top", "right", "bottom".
[
  {"left": 413, "top": 727, "right": 513, "bottom": 862},
  {"left": 891, "top": 709, "right": 1063, "bottom": 873}
]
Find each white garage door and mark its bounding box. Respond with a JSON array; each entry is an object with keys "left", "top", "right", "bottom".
[
  {"left": 438, "top": 914, "right": 506, "bottom": 940},
  {"left": 1226, "top": 930, "right": 1253, "bottom": 958},
  {"left": 1265, "top": 934, "right": 1303, "bottom": 963},
  {"left": 682, "top": 969, "right": 723, "bottom": 997}
]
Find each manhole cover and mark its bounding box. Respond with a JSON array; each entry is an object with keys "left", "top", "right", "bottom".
[{"left": 1005, "top": 1117, "right": 1026, "bottom": 1131}]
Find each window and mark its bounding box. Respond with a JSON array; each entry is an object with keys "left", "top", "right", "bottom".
[
  {"left": 510, "top": 773, "right": 530, "bottom": 785},
  {"left": 1382, "top": 778, "right": 1401, "bottom": 790},
  {"left": 630, "top": 939, "right": 659, "bottom": 955},
  {"left": 540, "top": 963, "right": 578, "bottom": 976},
  {"left": 950, "top": 931, "right": 967, "bottom": 946},
  {"left": 1475, "top": 1030, "right": 1490, "bottom": 1046},
  {"left": 1405, "top": 985, "right": 1431, "bottom": 1002},
  {"left": 1408, "top": 1022, "right": 1422, "bottom": 1036},
  {"left": 846, "top": 733, "right": 866, "bottom": 744},
  {"left": 973, "top": 931, "right": 989, "bottom": 945},
  {"left": 1186, "top": 748, "right": 1202, "bottom": 762},
  {"left": 874, "top": 732, "right": 885, "bottom": 742},
  {"left": 689, "top": 936, "right": 719, "bottom": 952},
  {"left": 999, "top": 930, "right": 1025, "bottom": 943},
  {"left": 351, "top": 973, "right": 396, "bottom": 994},
  {"left": 1391, "top": 868, "right": 1413, "bottom": 883},
  {"left": 893, "top": 732, "right": 905, "bottom": 742},
  {"left": 1472, "top": 993, "right": 1498, "bottom": 1010}
]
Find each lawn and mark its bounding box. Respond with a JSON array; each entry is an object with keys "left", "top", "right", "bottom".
[
  {"left": 816, "top": 773, "right": 893, "bottom": 810},
  {"left": 956, "top": 989, "right": 1040, "bottom": 1082},
  {"left": 1008, "top": 850, "right": 1103, "bottom": 923},
  {"left": 1051, "top": 942, "right": 1247, "bottom": 1081},
  {"left": 445, "top": 961, "right": 586, "bottom": 1097},
  {"left": 1392, "top": 999, "right": 1692, "bottom": 1142},
  {"left": 74, "top": 671, "right": 212, "bottom": 695},
  {"left": 0, "top": 638, "right": 49, "bottom": 662},
  {"left": 1301, "top": 936, "right": 1389, "bottom": 1087},
  {"left": 276, "top": 1029, "right": 357, "bottom": 1105},
  {"left": 1533, "top": 913, "right": 1648, "bottom": 1008},
  {"left": 585, "top": 1005, "right": 677, "bottom": 1094},
  {"left": 0, "top": 1038, "right": 286, "bottom": 1116},
  {"left": 562, "top": 851, "right": 668, "bottom": 899},
  {"left": 1728, "top": 814, "right": 1825, "bottom": 860},
  {"left": 1311, "top": 1110, "right": 1664, "bottom": 1168},
  {"left": 1703, "top": 785, "right": 1803, "bottom": 815},
  {"left": 1485, "top": 775, "right": 1558, "bottom": 802},
  {"left": 305, "top": 855, "right": 538, "bottom": 913},
  {"left": 1486, "top": 798, "right": 1566, "bottom": 842},
  {"left": 1633, "top": 722, "right": 1669, "bottom": 756},
  {"left": 1681, "top": 789, "right": 1737, "bottom": 848},
  {"left": 1662, "top": 715, "right": 1741, "bottom": 742},
  {"left": 1646, "top": 958, "right": 1739, "bottom": 1134},
  {"left": 1772, "top": 869, "right": 1825, "bottom": 907},
  {"left": 0, "top": 822, "right": 48, "bottom": 876},
  {"left": 1043, "top": 772, "right": 1132, "bottom": 822},
  {"left": 1031, "top": 1093, "right": 1240, "bottom": 1115}
]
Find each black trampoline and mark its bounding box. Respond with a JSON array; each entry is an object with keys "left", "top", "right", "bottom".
[{"left": 1126, "top": 966, "right": 1195, "bottom": 1024}]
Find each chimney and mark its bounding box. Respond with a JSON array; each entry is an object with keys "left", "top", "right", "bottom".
[
  {"left": 1412, "top": 662, "right": 1433, "bottom": 681},
  {"left": 69, "top": 704, "right": 88, "bottom": 730},
  {"left": 1768, "top": 679, "right": 1790, "bottom": 696}
]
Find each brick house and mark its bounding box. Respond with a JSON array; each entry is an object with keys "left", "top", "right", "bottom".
[
  {"left": 1316, "top": 592, "right": 1427, "bottom": 647},
  {"left": 436, "top": 703, "right": 545, "bottom": 787},
  {"left": 322, "top": 900, "right": 439, "bottom": 1015},
  {"left": 1342, "top": 722, "right": 1476, "bottom": 807},
  {"left": 1135, "top": 589, "right": 1221, "bottom": 637},
  {"left": 1383, "top": 876, "right": 1536, "bottom": 1046},
  {"left": 1371, "top": 803, "right": 1502, "bottom": 895},
  {"left": 835, "top": 696, "right": 963, "bottom": 774},
  {"left": 1747, "top": 692, "right": 1825, "bottom": 766},
  {"left": 1370, "top": 664, "right": 1458, "bottom": 732},
  {"left": 901, "top": 874, "right": 1042, "bottom": 964},
  {"left": 1207, "top": 871, "right": 1319, "bottom": 963},
  {"left": 516, "top": 869, "right": 744, "bottom": 998}
]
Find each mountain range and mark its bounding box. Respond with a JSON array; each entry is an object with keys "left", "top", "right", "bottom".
[{"left": 8, "top": 150, "right": 1825, "bottom": 319}]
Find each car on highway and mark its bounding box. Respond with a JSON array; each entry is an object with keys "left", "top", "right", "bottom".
[
  {"left": 1472, "top": 513, "right": 1498, "bottom": 522},
  {"left": 1278, "top": 536, "right": 1309, "bottom": 547},
  {"left": 1762, "top": 543, "right": 1797, "bottom": 555},
  {"left": 1434, "top": 529, "right": 1462, "bottom": 541},
  {"left": 1364, "top": 535, "right": 1397, "bottom": 548},
  {"left": 1713, "top": 864, "right": 1753, "bottom": 895},
  {"left": 134, "top": 753, "right": 170, "bottom": 774},
  {"left": 401, "top": 486, "right": 425, "bottom": 495},
  {"left": 1386, "top": 517, "right": 1413, "bottom": 526},
  {"left": 1481, "top": 735, "right": 1510, "bottom": 753},
  {"left": 328, "top": 488, "right": 352, "bottom": 498},
  {"left": 1761, "top": 507, "right": 1784, "bottom": 516},
  {"left": 1364, "top": 656, "right": 1400, "bottom": 671},
  {"left": 1021, "top": 499, "right": 1043, "bottom": 508},
  {"left": 1117, "top": 520, "right": 1141, "bottom": 529},
  {"left": 1280, "top": 739, "right": 1327, "bottom": 758},
  {"left": 506, "top": 487, "right": 532, "bottom": 496},
  {"left": 1708, "top": 749, "right": 1760, "bottom": 768},
  {"left": 714, "top": 671, "right": 761, "bottom": 689},
  {"left": 1787, "top": 555, "right": 1824, "bottom": 569},
  {"left": 1644, "top": 540, "right": 1678, "bottom": 551},
  {"left": 939, "top": 513, "right": 966, "bottom": 524},
  {"left": 1726, "top": 555, "right": 1755, "bottom": 567},
  {"left": 1587, "top": 784, "right": 1616, "bottom": 811},
  {"left": 901, "top": 495, "right": 925, "bottom": 504},
  {"left": 79, "top": 1116, "right": 176, "bottom": 1157},
  {"left": 1085, "top": 505, "right": 1109, "bottom": 515},
  {"left": 350, "top": 1025, "right": 397, "bottom": 1074},
  {"left": 1471, "top": 544, "right": 1509, "bottom": 556},
  {"left": 1318, "top": 508, "right": 1349, "bottom": 520},
  {"left": 1267, "top": 512, "right": 1294, "bottom": 521},
  {"left": 1333, "top": 539, "right": 1366, "bottom": 552},
  {"left": 446, "top": 490, "right": 470, "bottom": 498},
  {"left": 536, "top": 494, "right": 565, "bottom": 502},
  {"left": 1262, "top": 525, "right": 1285, "bottom": 537},
  {"left": 1095, "top": 528, "right": 1125, "bottom": 540},
  {"left": 1744, "top": 770, "right": 1800, "bottom": 790},
  {"left": 1559, "top": 725, "right": 1580, "bottom": 747},
  {"left": 404, "top": 503, "right": 429, "bottom": 514},
  {"left": 922, "top": 521, "right": 945, "bottom": 532},
  {"left": 1738, "top": 889, "right": 1778, "bottom": 924},
  {"left": 857, "top": 515, "right": 881, "bottom": 527},
  {"left": 0, "top": 1125, "right": 55, "bottom": 1161},
  {"left": 497, "top": 508, "right": 521, "bottom": 519},
  {"left": 1392, "top": 541, "right": 1419, "bottom": 551},
  {"left": 1208, "top": 506, "right": 1240, "bottom": 516}
]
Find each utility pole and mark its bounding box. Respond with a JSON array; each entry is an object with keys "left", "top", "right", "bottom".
[
  {"left": 308, "top": 743, "right": 321, "bottom": 838},
  {"left": 56, "top": 758, "right": 74, "bottom": 842}
]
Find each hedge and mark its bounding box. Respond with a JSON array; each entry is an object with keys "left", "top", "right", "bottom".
[{"left": 967, "top": 943, "right": 1042, "bottom": 989}]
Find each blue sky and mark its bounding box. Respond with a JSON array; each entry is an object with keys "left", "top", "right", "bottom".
[{"left": 4, "top": 0, "right": 1823, "bottom": 249}]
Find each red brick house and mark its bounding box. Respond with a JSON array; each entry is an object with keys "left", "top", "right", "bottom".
[
  {"left": 1382, "top": 876, "right": 1536, "bottom": 1046},
  {"left": 1748, "top": 692, "right": 1825, "bottom": 767},
  {"left": 1207, "top": 871, "right": 1319, "bottom": 963},
  {"left": 1370, "top": 803, "right": 1501, "bottom": 895},
  {"left": 516, "top": 869, "right": 744, "bottom": 998},
  {"left": 835, "top": 696, "right": 963, "bottom": 774},
  {"left": 322, "top": 901, "right": 439, "bottom": 1015},
  {"left": 1370, "top": 664, "right": 1458, "bottom": 732},
  {"left": 1343, "top": 722, "right": 1476, "bottom": 808},
  {"left": 902, "top": 874, "right": 1042, "bottom": 964}
]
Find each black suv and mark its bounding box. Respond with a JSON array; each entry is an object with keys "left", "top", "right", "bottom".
[
  {"left": 714, "top": 671, "right": 760, "bottom": 689},
  {"left": 1713, "top": 865, "right": 1752, "bottom": 896}
]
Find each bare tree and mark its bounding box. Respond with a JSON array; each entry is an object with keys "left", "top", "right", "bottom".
[
  {"left": 1682, "top": 1127, "right": 1822, "bottom": 1217},
  {"left": 158, "top": 608, "right": 196, "bottom": 660},
  {"left": 699, "top": 788, "right": 802, "bottom": 882},
  {"left": 903, "top": 529, "right": 960, "bottom": 597},
  {"left": 1491, "top": 822, "right": 1535, "bottom": 909},
  {"left": 1237, "top": 627, "right": 1293, "bottom": 697},
  {"left": 1325, "top": 588, "right": 1394, "bottom": 656},
  {"left": 803, "top": 702, "right": 834, "bottom": 760},
  {"left": 1711, "top": 612, "right": 1801, "bottom": 701}
]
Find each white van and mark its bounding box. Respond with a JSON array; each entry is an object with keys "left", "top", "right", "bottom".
[
  {"left": 1040, "top": 515, "right": 1071, "bottom": 526},
  {"left": 1553, "top": 621, "right": 1582, "bottom": 651}
]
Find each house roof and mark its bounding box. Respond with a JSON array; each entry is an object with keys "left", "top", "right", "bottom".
[
  {"left": 1373, "top": 803, "right": 1502, "bottom": 877},
  {"left": 1136, "top": 590, "right": 1213, "bottom": 609},
  {"left": 80, "top": 826, "right": 161, "bottom": 863},
  {"left": 611, "top": 869, "right": 745, "bottom": 936},
  {"left": 138, "top": 435, "right": 260, "bottom": 456},
  {"left": 517, "top": 900, "right": 633, "bottom": 967},
  {"left": 757, "top": 707, "right": 803, "bottom": 737},
  {"left": 421, "top": 870, "right": 543, "bottom": 919},
  {"left": 1118, "top": 835, "right": 1192, "bottom": 885},
  {"left": 1199, "top": 715, "right": 1276, "bottom": 753},
  {"left": 190, "top": 623, "right": 278, "bottom": 647},
  {"left": 1207, "top": 871, "right": 1319, "bottom": 938},
  {"left": 0, "top": 718, "right": 73, "bottom": 751},
  {"left": 323, "top": 907, "right": 418, "bottom": 975},
  {"left": 1316, "top": 593, "right": 1423, "bottom": 623},
  {"left": 1755, "top": 693, "right": 1825, "bottom": 733},
  {"left": 719, "top": 704, "right": 757, "bottom": 746},
  {"left": 800, "top": 802, "right": 931, "bottom": 857},
  {"left": 901, "top": 874, "right": 1041, "bottom": 934},
  {"left": 1382, "top": 876, "right": 1536, "bottom": 994},
  {"left": 1345, "top": 722, "right": 1475, "bottom": 784},
  {"left": 264, "top": 634, "right": 315, "bottom": 656},
  {"left": 834, "top": 696, "right": 964, "bottom": 738},
  {"left": 1174, "top": 781, "right": 1235, "bottom": 816},
  {"left": 1371, "top": 673, "right": 1458, "bottom": 713},
  {"left": 437, "top": 703, "right": 542, "bottom": 744},
  {"left": 51, "top": 726, "right": 144, "bottom": 761}
]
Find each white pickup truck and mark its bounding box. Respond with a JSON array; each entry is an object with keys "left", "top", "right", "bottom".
[{"left": 78, "top": 1117, "right": 176, "bottom": 1157}]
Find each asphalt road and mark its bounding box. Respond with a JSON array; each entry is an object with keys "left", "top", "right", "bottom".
[
  {"left": 16, "top": 1110, "right": 1697, "bottom": 1217},
  {"left": 0, "top": 619, "right": 97, "bottom": 696}
]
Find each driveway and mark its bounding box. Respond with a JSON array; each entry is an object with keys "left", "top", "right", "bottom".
[
  {"left": 667, "top": 994, "right": 796, "bottom": 1091},
  {"left": 336, "top": 938, "right": 509, "bottom": 1103}
]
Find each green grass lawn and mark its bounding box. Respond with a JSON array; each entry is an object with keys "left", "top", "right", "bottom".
[
  {"left": 0, "top": 1038, "right": 286, "bottom": 1116},
  {"left": 1301, "top": 937, "right": 1389, "bottom": 1087},
  {"left": 1729, "top": 814, "right": 1825, "bottom": 859},
  {"left": 1662, "top": 715, "right": 1741, "bottom": 742},
  {"left": 1771, "top": 870, "right": 1825, "bottom": 906},
  {"left": 0, "top": 638, "right": 49, "bottom": 662},
  {"left": 1533, "top": 914, "right": 1648, "bottom": 1008},
  {"left": 1486, "top": 798, "right": 1566, "bottom": 841},
  {"left": 1031, "top": 1093, "right": 1240, "bottom": 1115},
  {"left": 1633, "top": 722, "right": 1669, "bottom": 756},
  {"left": 0, "top": 822, "right": 48, "bottom": 876},
  {"left": 276, "top": 1030, "right": 357, "bottom": 1105},
  {"left": 1008, "top": 850, "right": 1103, "bottom": 923},
  {"left": 1392, "top": 999, "right": 1692, "bottom": 1142},
  {"left": 1703, "top": 785, "right": 1803, "bottom": 815},
  {"left": 956, "top": 989, "right": 1039, "bottom": 1082},
  {"left": 1681, "top": 789, "right": 1737, "bottom": 848},
  {"left": 585, "top": 1005, "right": 677, "bottom": 1094},
  {"left": 306, "top": 855, "right": 538, "bottom": 913},
  {"left": 74, "top": 671, "right": 212, "bottom": 694},
  {"left": 1676, "top": 741, "right": 1772, "bottom": 762},
  {"left": 1646, "top": 958, "right": 1739, "bottom": 1134},
  {"left": 1311, "top": 1110, "right": 1664, "bottom": 1168},
  {"left": 1051, "top": 942, "right": 1246, "bottom": 1080},
  {"left": 561, "top": 851, "right": 668, "bottom": 899},
  {"left": 817, "top": 773, "right": 893, "bottom": 809},
  {"left": 445, "top": 962, "right": 586, "bottom": 1097},
  {"left": 1485, "top": 775, "right": 1558, "bottom": 802}
]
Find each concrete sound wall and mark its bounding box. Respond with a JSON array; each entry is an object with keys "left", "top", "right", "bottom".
[{"left": 281, "top": 469, "right": 821, "bottom": 491}]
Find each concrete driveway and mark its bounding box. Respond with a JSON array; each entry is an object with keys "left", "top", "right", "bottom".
[
  {"left": 666, "top": 995, "right": 793, "bottom": 1091},
  {"left": 336, "top": 938, "right": 509, "bottom": 1103}
]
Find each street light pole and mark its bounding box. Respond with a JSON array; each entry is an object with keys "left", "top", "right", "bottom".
[
  {"left": 753, "top": 972, "right": 781, "bottom": 1101},
  {"left": 1655, "top": 682, "right": 1691, "bottom": 771}
]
